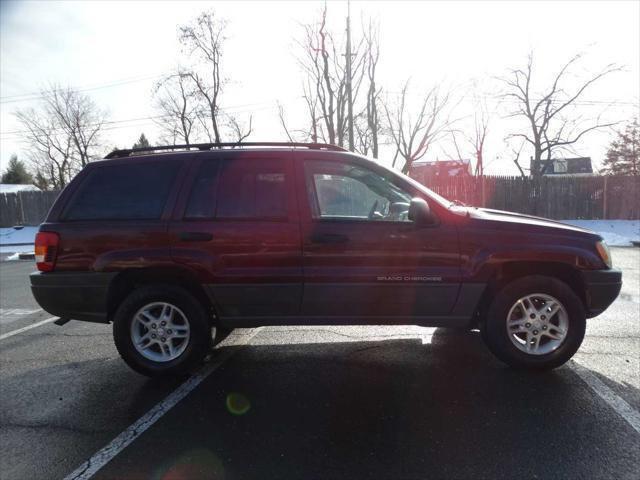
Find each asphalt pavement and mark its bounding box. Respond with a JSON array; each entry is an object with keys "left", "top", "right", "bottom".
[
  {"left": 0, "top": 248, "right": 638, "bottom": 480},
  {"left": 0, "top": 261, "right": 42, "bottom": 329}
]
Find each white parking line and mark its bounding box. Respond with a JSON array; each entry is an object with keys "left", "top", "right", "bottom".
[
  {"left": 0, "top": 316, "right": 57, "bottom": 340},
  {"left": 0, "top": 308, "right": 42, "bottom": 317},
  {"left": 571, "top": 361, "right": 640, "bottom": 435},
  {"left": 0, "top": 308, "right": 43, "bottom": 326},
  {"left": 63, "top": 327, "right": 263, "bottom": 480}
]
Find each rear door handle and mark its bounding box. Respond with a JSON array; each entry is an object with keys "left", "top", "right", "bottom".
[
  {"left": 179, "top": 232, "right": 213, "bottom": 242},
  {"left": 310, "top": 233, "right": 349, "bottom": 244}
]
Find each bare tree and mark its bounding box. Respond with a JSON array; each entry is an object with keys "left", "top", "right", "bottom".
[
  {"left": 277, "top": 103, "right": 296, "bottom": 142},
  {"left": 442, "top": 129, "right": 465, "bottom": 162},
  {"left": 501, "top": 52, "right": 621, "bottom": 175},
  {"left": 383, "top": 80, "right": 452, "bottom": 174},
  {"left": 15, "top": 107, "right": 75, "bottom": 189},
  {"left": 509, "top": 139, "right": 527, "bottom": 177},
  {"left": 297, "top": 5, "right": 366, "bottom": 148},
  {"left": 179, "top": 11, "right": 226, "bottom": 143},
  {"left": 361, "top": 19, "right": 381, "bottom": 158},
  {"left": 226, "top": 114, "right": 253, "bottom": 143},
  {"left": 442, "top": 84, "right": 491, "bottom": 175},
  {"left": 354, "top": 112, "right": 373, "bottom": 156},
  {"left": 44, "top": 86, "right": 106, "bottom": 167},
  {"left": 278, "top": 99, "right": 319, "bottom": 143},
  {"left": 178, "top": 10, "right": 252, "bottom": 143},
  {"left": 469, "top": 99, "right": 490, "bottom": 176},
  {"left": 302, "top": 79, "right": 322, "bottom": 142},
  {"left": 289, "top": 5, "right": 383, "bottom": 152},
  {"left": 14, "top": 85, "right": 106, "bottom": 189},
  {"left": 153, "top": 71, "right": 198, "bottom": 145}
]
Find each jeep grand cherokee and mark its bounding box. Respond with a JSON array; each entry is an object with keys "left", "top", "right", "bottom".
[{"left": 30, "top": 142, "right": 622, "bottom": 377}]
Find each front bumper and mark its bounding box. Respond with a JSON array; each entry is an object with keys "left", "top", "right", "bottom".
[
  {"left": 30, "top": 271, "right": 116, "bottom": 323},
  {"left": 582, "top": 268, "right": 622, "bottom": 318}
]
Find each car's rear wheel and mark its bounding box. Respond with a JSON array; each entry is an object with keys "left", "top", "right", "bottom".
[
  {"left": 113, "top": 285, "right": 213, "bottom": 377},
  {"left": 482, "top": 275, "right": 585, "bottom": 369}
]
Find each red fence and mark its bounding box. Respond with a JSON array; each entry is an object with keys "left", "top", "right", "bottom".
[{"left": 423, "top": 175, "right": 639, "bottom": 220}]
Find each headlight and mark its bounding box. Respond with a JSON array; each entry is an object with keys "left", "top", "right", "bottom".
[{"left": 596, "top": 240, "right": 612, "bottom": 268}]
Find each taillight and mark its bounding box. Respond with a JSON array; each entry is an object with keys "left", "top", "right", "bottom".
[
  {"left": 35, "top": 232, "right": 59, "bottom": 272},
  {"left": 596, "top": 240, "right": 612, "bottom": 269}
]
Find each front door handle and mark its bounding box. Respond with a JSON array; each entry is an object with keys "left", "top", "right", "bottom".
[
  {"left": 310, "top": 233, "right": 349, "bottom": 244},
  {"left": 179, "top": 231, "right": 213, "bottom": 242}
]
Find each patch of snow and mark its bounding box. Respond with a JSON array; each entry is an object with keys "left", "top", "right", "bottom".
[
  {"left": 0, "top": 184, "right": 40, "bottom": 193},
  {"left": 0, "top": 226, "right": 39, "bottom": 254},
  {"left": 561, "top": 220, "right": 640, "bottom": 247},
  {"left": 0, "top": 243, "right": 36, "bottom": 255}
]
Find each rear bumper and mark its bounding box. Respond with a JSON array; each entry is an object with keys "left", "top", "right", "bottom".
[
  {"left": 30, "top": 271, "right": 116, "bottom": 323},
  {"left": 581, "top": 269, "right": 622, "bottom": 318}
]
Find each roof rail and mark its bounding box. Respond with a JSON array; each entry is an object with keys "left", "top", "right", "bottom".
[{"left": 105, "top": 142, "right": 347, "bottom": 159}]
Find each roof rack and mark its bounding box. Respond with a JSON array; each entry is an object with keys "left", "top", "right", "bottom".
[{"left": 105, "top": 142, "right": 347, "bottom": 159}]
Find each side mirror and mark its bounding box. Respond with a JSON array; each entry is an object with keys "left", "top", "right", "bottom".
[{"left": 408, "top": 197, "right": 435, "bottom": 225}]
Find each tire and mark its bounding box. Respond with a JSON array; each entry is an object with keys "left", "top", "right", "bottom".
[
  {"left": 113, "top": 285, "right": 213, "bottom": 377},
  {"left": 482, "top": 275, "right": 585, "bottom": 370}
]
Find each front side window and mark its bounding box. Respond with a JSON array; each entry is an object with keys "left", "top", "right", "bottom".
[
  {"left": 64, "top": 161, "right": 180, "bottom": 221},
  {"left": 304, "top": 160, "right": 412, "bottom": 222}
]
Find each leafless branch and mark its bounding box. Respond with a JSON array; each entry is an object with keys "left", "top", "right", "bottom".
[
  {"left": 153, "top": 71, "right": 198, "bottom": 145},
  {"left": 226, "top": 114, "right": 253, "bottom": 143},
  {"left": 295, "top": 4, "right": 370, "bottom": 149},
  {"left": 383, "top": 80, "right": 453, "bottom": 173},
  {"left": 179, "top": 11, "right": 227, "bottom": 143},
  {"left": 14, "top": 85, "right": 106, "bottom": 189},
  {"left": 500, "top": 51, "right": 622, "bottom": 175}
]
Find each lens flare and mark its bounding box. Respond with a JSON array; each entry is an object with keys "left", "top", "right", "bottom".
[
  {"left": 226, "top": 392, "right": 250, "bottom": 415},
  {"left": 155, "top": 448, "right": 224, "bottom": 480}
]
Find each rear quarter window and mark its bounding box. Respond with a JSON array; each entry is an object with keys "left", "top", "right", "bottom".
[{"left": 63, "top": 160, "right": 181, "bottom": 221}]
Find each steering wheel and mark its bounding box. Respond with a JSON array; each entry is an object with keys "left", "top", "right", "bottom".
[{"left": 367, "top": 200, "right": 379, "bottom": 220}]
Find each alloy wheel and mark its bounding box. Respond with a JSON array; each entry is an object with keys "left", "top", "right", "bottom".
[
  {"left": 505, "top": 293, "right": 569, "bottom": 355},
  {"left": 130, "top": 302, "right": 191, "bottom": 362}
]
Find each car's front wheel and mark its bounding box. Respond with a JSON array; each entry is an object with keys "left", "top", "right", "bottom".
[
  {"left": 113, "top": 285, "right": 213, "bottom": 377},
  {"left": 482, "top": 275, "right": 586, "bottom": 369}
]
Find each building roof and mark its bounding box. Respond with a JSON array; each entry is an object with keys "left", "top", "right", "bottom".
[{"left": 530, "top": 157, "right": 593, "bottom": 175}]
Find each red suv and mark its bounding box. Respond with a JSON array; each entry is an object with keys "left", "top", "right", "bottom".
[{"left": 30, "top": 143, "right": 621, "bottom": 377}]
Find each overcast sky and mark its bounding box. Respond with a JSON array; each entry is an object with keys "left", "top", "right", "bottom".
[{"left": 1, "top": 0, "right": 638, "bottom": 175}]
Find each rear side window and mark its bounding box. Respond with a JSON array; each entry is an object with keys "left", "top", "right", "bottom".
[
  {"left": 186, "top": 159, "right": 288, "bottom": 220},
  {"left": 63, "top": 161, "right": 180, "bottom": 221},
  {"left": 254, "top": 173, "right": 287, "bottom": 218},
  {"left": 185, "top": 161, "right": 219, "bottom": 219}
]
